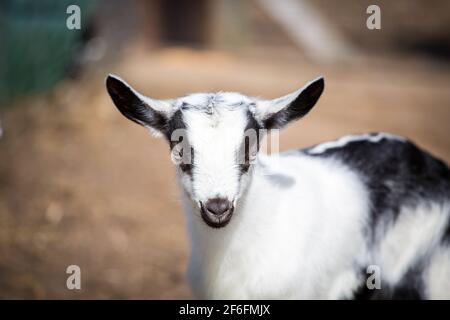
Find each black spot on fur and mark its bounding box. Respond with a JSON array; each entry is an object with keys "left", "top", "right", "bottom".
[
  {"left": 179, "top": 148, "right": 194, "bottom": 174},
  {"left": 165, "top": 109, "right": 186, "bottom": 143},
  {"left": 353, "top": 279, "right": 424, "bottom": 300},
  {"left": 443, "top": 214, "right": 450, "bottom": 245},
  {"left": 239, "top": 110, "right": 262, "bottom": 174},
  {"left": 303, "top": 134, "right": 449, "bottom": 299},
  {"left": 165, "top": 110, "right": 194, "bottom": 175}
]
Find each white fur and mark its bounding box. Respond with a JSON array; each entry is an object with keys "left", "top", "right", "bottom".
[
  {"left": 308, "top": 133, "right": 405, "bottom": 155},
  {"left": 424, "top": 245, "right": 450, "bottom": 299},
  {"left": 183, "top": 150, "right": 449, "bottom": 299},
  {"left": 185, "top": 153, "right": 371, "bottom": 299},
  {"left": 374, "top": 203, "right": 449, "bottom": 285}
]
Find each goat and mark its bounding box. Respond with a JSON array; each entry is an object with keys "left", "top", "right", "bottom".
[{"left": 106, "top": 74, "right": 450, "bottom": 299}]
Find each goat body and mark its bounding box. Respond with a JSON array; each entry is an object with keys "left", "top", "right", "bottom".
[{"left": 185, "top": 133, "right": 450, "bottom": 299}]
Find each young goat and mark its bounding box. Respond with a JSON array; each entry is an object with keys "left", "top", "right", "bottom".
[{"left": 106, "top": 75, "right": 450, "bottom": 299}]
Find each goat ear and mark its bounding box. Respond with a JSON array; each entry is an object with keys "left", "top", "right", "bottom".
[
  {"left": 106, "top": 74, "right": 171, "bottom": 136},
  {"left": 255, "top": 77, "right": 324, "bottom": 129}
]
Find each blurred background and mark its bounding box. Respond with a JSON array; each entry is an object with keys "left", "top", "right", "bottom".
[{"left": 0, "top": 0, "right": 449, "bottom": 298}]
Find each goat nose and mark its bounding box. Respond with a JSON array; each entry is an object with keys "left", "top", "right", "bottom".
[{"left": 205, "top": 198, "right": 231, "bottom": 216}]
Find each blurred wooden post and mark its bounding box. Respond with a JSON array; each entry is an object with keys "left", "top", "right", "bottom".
[
  {"left": 138, "top": 0, "right": 212, "bottom": 47},
  {"left": 211, "top": 0, "right": 249, "bottom": 50},
  {"left": 257, "top": 0, "right": 357, "bottom": 63}
]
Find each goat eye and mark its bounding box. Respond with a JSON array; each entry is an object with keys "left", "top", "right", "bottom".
[
  {"left": 171, "top": 147, "right": 182, "bottom": 162},
  {"left": 179, "top": 147, "right": 193, "bottom": 173}
]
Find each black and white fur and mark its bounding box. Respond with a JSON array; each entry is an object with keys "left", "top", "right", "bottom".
[{"left": 106, "top": 74, "right": 450, "bottom": 299}]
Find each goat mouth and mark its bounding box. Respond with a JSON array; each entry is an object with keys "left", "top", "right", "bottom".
[{"left": 199, "top": 202, "right": 233, "bottom": 228}]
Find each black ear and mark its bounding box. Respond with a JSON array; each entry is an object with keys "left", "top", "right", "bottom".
[
  {"left": 261, "top": 77, "right": 324, "bottom": 129},
  {"left": 106, "top": 75, "right": 168, "bottom": 132}
]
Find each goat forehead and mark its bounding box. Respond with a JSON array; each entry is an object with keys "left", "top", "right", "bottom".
[
  {"left": 184, "top": 107, "right": 249, "bottom": 149},
  {"left": 176, "top": 92, "right": 251, "bottom": 139},
  {"left": 167, "top": 93, "right": 255, "bottom": 157},
  {"left": 177, "top": 92, "right": 252, "bottom": 109}
]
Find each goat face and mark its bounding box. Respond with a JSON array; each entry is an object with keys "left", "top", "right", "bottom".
[{"left": 106, "top": 75, "right": 324, "bottom": 228}]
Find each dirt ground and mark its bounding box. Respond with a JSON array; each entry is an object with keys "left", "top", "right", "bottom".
[{"left": 0, "top": 45, "right": 449, "bottom": 299}]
